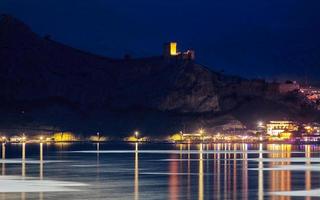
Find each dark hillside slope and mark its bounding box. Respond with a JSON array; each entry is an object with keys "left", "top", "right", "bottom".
[
  {"left": 0, "top": 14, "right": 219, "bottom": 114},
  {"left": 0, "top": 14, "right": 319, "bottom": 135}
]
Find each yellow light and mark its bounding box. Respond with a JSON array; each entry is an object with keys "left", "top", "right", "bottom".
[
  {"left": 170, "top": 133, "right": 183, "bottom": 142},
  {"left": 127, "top": 136, "right": 139, "bottom": 142},
  {"left": 279, "top": 132, "right": 292, "bottom": 140},
  {"left": 170, "top": 42, "right": 177, "bottom": 56},
  {"left": 53, "top": 132, "right": 77, "bottom": 142}
]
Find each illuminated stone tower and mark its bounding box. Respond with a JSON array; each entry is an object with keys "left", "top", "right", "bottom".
[
  {"left": 163, "top": 42, "right": 195, "bottom": 60},
  {"left": 163, "top": 42, "right": 178, "bottom": 58}
]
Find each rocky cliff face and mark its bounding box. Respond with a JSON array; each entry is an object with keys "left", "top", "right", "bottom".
[
  {"left": 0, "top": 14, "right": 318, "bottom": 134},
  {"left": 158, "top": 62, "right": 220, "bottom": 112}
]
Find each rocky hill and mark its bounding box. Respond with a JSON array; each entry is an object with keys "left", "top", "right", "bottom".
[{"left": 0, "top": 14, "right": 319, "bottom": 136}]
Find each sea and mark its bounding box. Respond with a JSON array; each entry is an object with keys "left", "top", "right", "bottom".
[{"left": 0, "top": 142, "right": 319, "bottom": 200}]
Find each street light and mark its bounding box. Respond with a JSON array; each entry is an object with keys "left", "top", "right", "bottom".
[
  {"left": 1, "top": 136, "right": 6, "bottom": 143},
  {"left": 199, "top": 128, "right": 204, "bottom": 135},
  {"left": 97, "top": 132, "right": 100, "bottom": 142},
  {"left": 134, "top": 131, "right": 139, "bottom": 140},
  {"left": 21, "top": 135, "right": 26, "bottom": 143},
  {"left": 257, "top": 121, "right": 265, "bottom": 142},
  {"left": 199, "top": 128, "right": 205, "bottom": 141}
]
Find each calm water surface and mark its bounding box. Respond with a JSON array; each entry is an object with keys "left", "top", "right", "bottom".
[{"left": 0, "top": 142, "right": 319, "bottom": 200}]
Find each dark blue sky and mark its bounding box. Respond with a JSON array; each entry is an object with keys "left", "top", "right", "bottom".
[{"left": 1, "top": 0, "right": 320, "bottom": 82}]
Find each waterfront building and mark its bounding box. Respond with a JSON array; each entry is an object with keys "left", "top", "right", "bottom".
[
  {"left": 181, "top": 133, "right": 204, "bottom": 141},
  {"left": 169, "top": 130, "right": 206, "bottom": 143},
  {"left": 300, "top": 134, "right": 320, "bottom": 143},
  {"left": 266, "top": 121, "right": 298, "bottom": 137},
  {"left": 9, "top": 136, "right": 22, "bottom": 143},
  {"left": 124, "top": 136, "right": 148, "bottom": 142},
  {"left": 53, "top": 132, "right": 78, "bottom": 142}
]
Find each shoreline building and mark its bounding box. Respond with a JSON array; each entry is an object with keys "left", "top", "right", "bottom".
[
  {"left": 266, "top": 121, "right": 299, "bottom": 137},
  {"left": 181, "top": 133, "right": 204, "bottom": 141},
  {"left": 163, "top": 42, "right": 195, "bottom": 60}
]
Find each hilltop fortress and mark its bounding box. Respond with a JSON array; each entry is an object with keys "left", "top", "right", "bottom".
[{"left": 163, "top": 42, "right": 195, "bottom": 60}]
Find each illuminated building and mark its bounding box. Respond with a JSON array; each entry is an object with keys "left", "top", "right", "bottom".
[
  {"left": 302, "top": 123, "right": 320, "bottom": 135},
  {"left": 169, "top": 133, "right": 200, "bottom": 142},
  {"left": 53, "top": 132, "right": 78, "bottom": 142},
  {"left": 9, "top": 136, "right": 24, "bottom": 143},
  {"left": 170, "top": 129, "right": 206, "bottom": 143},
  {"left": 182, "top": 133, "right": 203, "bottom": 141},
  {"left": 278, "top": 132, "right": 292, "bottom": 140},
  {"left": 124, "top": 136, "right": 148, "bottom": 142},
  {"left": 266, "top": 121, "right": 298, "bottom": 137},
  {"left": 299, "top": 123, "right": 320, "bottom": 142},
  {"left": 163, "top": 42, "right": 195, "bottom": 60},
  {"left": 125, "top": 136, "right": 139, "bottom": 142},
  {"left": 163, "top": 42, "right": 177, "bottom": 57},
  {"left": 169, "top": 42, "right": 178, "bottom": 56},
  {"left": 169, "top": 133, "right": 183, "bottom": 142},
  {"left": 300, "top": 134, "right": 320, "bottom": 142},
  {"left": 89, "top": 135, "right": 107, "bottom": 142}
]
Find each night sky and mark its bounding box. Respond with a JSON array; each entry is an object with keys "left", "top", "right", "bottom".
[{"left": 1, "top": 0, "right": 320, "bottom": 83}]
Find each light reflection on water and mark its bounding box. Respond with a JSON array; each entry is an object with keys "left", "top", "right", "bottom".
[
  {"left": 0, "top": 143, "right": 320, "bottom": 199},
  {"left": 305, "top": 145, "right": 311, "bottom": 200},
  {"left": 269, "top": 144, "right": 291, "bottom": 200},
  {"left": 135, "top": 143, "right": 139, "bottom": 200}
]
